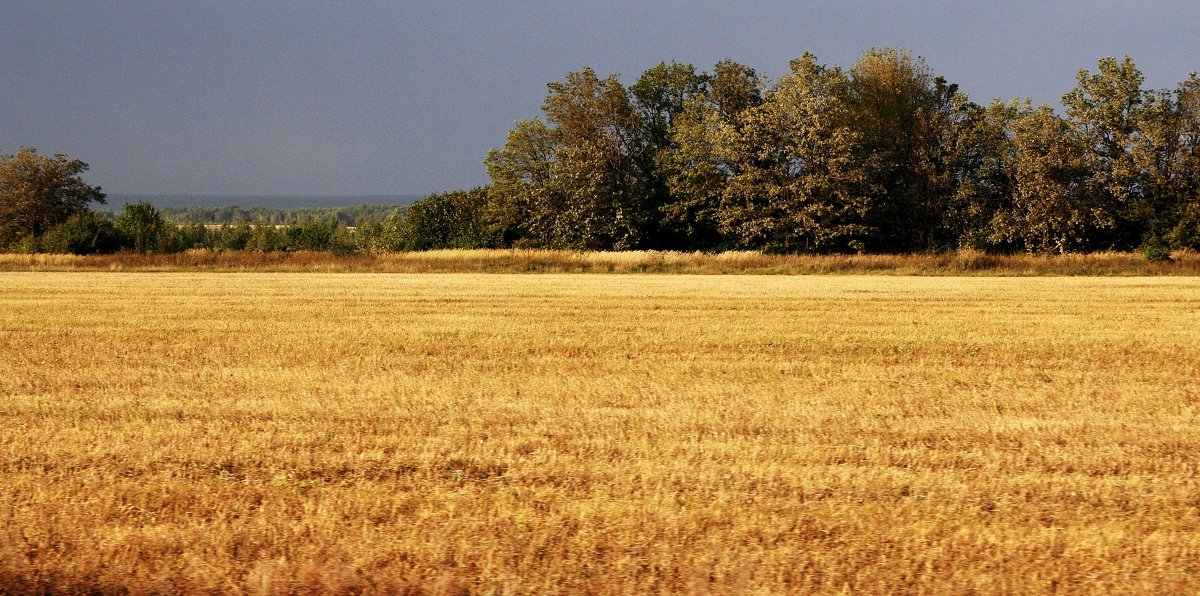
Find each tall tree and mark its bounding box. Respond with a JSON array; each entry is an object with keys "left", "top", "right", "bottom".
[
  {"left": 1132, "top": 74, "right": 1200, "bottom": 248},
  {"left": 0, "top": 147, "right": 105, "bottom": 249},
  {"left": 1061, "top": 56, "right": 1154, "bottom": 248},
  {"left": 484, "top": 119, "right": 558, "bottom": 247},
  {"left": 1166, "top": 74, "right": 1200, "bottom": 247},
  {"left": 708, "top": 54, "right": 872, "bottom": 252},
  {"left": 629, "top": 62, "right": 709, "bottom": 247},
  {"left": 659, "top": 60, "right": 763, "bottom": 249},
  {"left": 847, "top": 49, "right": 962, "bottom": 251},
  {"left": 945, "top": 99, "right": 1029, "bottom": 250},
  {"left": 1002, "top": 106, "right": 1110, "bottom": 253},
  {"left": 115, "top": 201, "right": 167, "bottom": 254},
  {"left": 486, "top": 68, "right": 648, "bottom": 249}
]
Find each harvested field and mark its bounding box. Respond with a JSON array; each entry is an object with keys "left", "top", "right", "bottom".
[{"left": 1, "top": 273, "right": 1199, "bottom": 593}]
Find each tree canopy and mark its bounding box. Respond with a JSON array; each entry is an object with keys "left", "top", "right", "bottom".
[
  {"left": 483, "top": 51, "right": 1200, "bottom": 254},
  {"left": 0, "top": 148, "right": 105, "bottom": 249}
]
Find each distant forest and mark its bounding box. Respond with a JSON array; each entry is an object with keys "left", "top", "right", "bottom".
[
  {"left": 4, "top": 49, "right": 1200, "bottom": 256},
  {"left": 119, "top": 204, "right": 407, "bottom": 226},
  {"left": 102, "top": 194, "right": 420, "bottom": 210}
]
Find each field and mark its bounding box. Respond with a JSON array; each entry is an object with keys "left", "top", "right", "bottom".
[{"left": 2, "top": 272, "right": 1199, "bottom": 593}]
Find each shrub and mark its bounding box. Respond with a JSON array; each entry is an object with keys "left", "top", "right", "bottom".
[
  {"left": 1143, "top": 244, "right": 1173, "bottom": 263},
  {"left": 39, "top": 211, "right": 121, "bottom": 254},
  {"left": 213, "top": 223, "right": 252, "bottom": 251}
]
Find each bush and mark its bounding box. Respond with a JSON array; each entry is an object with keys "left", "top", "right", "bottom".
[
  {"left": 284, "top": 218, "right": 357, "bottom": 255},
  {"left": 404, "top": 189, "right": 498, "bottom": 250},
  {"left": 39, "top": 211, "right": 121, "bottom": 254},
  {"left": 213, "top": 223, "right": 252, "bottom": 251},
  {"left": 1143, "top": 244, "right": 1173, "bottom": 263}
]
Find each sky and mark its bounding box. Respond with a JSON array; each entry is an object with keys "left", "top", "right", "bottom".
[{"left": 2, "top": 1, "right": 1198, "bottom": 197}]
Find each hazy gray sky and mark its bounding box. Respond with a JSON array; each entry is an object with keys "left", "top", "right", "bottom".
[{"left": 2, "top": 1, "right": 1197, "bottom": 196}]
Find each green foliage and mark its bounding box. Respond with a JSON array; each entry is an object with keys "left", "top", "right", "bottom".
[
  {"left": 244, "top": 225, "right": 287, "bottom": 252},
  {"left": 152, "top": 204, "right": 402, "bottom": 226},
  {"left": 39, "top": 211, "right": 121, "bottom": 254},
  {"left": 658, "top": 61, "right": 762, "bottom": 250},
  {"left": 845, "top": 49, "right": 965, "bottom": 252},
  {"left": 1142, "top": 244, "right": 1173, "bottom": 262},
  {"left": 945, "top": 99, "right": 1028, "bottom": 251},
  {"left": 402, "top": 188, "right": 497, "bottom": 250},
  {"left": 1002, "top": 106, "right": 1111, "bottom": 253},
  {"left": 11, "top": 52, "right": 1200, "bottom": 258},
  {"left": 284, "top": 218, "right": 357, "bottom": 255},
  {"left": 1061, "top": 56, "right": 1149, "bottom": 248},
  {"left": 479, "top": 53, "right": 1200, "bottom": 255},
  {"left": 0, "top": 147, "right": 105, "bottom": 249},
  {"left": 706, "top": 54, "right": 872, "bottom": 252},
  {"left": 213, "top": 223, "right": 252, "bottom": 251},
  {"left": 116, "top": 202, "right": 168, "bottom": 254}
]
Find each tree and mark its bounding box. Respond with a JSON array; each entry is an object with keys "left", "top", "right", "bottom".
[
  {"left": 629, "top": 62, "right": 709, "bottom": 247},
  {"left": 658, "top": 60, "right": 763, "bottom": 249},
  {"left": 1002, "top": 106, "right": 1110, "bottom": 253},
  {"left": 944, "top": 99, "right": 1029, "bottom": 250},
  {"left": 487, "top": 68, "right": 650, "bottom": 249},
  {"left": 116, "top": 201, "right": 167, "bottom": 253},
  {"left": 847, "top": 49, "right": 962, "bottom": 251},
  {"left": 403, "top": 188, "right": 497, "bottom": 250},
  {"left": 1165, "top": 74, "right": 1200, "bottom": 247},
  {"left": 1131, "top": 73, "right": 1200, "bottom": 248},
  {"left": 709, "top": 54, "right": 872, "bottom": 252},
  {"left": 38, "top": 211, "right": 121, "bottom": 254},
  {"left": 1062, "top": 56, "right": 1149, "bottom": 248},
  {"left": 0, "top": 147, "right": 106, "bottom": 249},
  {"left": 485, "top": 118, "right": 560, "bottom": 247}
]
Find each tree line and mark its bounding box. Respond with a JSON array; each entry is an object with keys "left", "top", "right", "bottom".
[
  {"left": 141, "top": 204, "right": 404, "bottom": 226},
  {"left": 3, "top": 49, "right": 1198, "bottom": 256},
  {"left": 483, "top": 50, "right": 1200, "bottom": 254}
]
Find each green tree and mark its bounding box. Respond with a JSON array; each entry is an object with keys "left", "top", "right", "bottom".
[
  {"left": 709, "top": 54, "right": 872, "bottom": 252},
  {"left": 543, "top": 68, "right": 647, "bottom": 249},
  {"left": 658, "top": 60, "right": 763, "bottom": 249},
  {"left": 116, "top": 201, "right": 167, "bottom": 253},
  {"left": 1131, "top": 73, "right": 1200, "bottom": 248},
  {"left": 1002, "top": 106, "right": 1110, "bottom": 252},
  {"left": 213, "top": 223, "right": 252, "bottom": 251},
  {"left": 0, "top": 147, "right": 106, "bottom": 249},
  {"left": 487, "top": 68, "right": 651, "bottom": 249},
  {"left": 944, "top": 99, "right": 1030, "bottom": 250},
  {"left": 1165, "top": 75, "right": 1200, "bottom": 247},
  {"left": 847, "top": 49, "right": 963, "bottom": 251},
  {"left": 404, "top": 188, "right": 497, "bottom": 250},
  {"left": 1062, "top": 56, "right": 1149, "bottom": 247},
  {"left": 284, "top": 218, "right": 356, "bottom": 254},
  {"left": 245, "top": 224, "right": 286, "bottom": 252},
  {"left": 630, "top": 62, "right": 709, "bottom": 160},
  {"left": 485, "top": 119, "right": 558, "bottom": 247},
  {"left": 629, "top": 62, "right": 709, "bottom": 247}
]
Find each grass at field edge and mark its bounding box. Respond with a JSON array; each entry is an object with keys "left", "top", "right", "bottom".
[{"left": 1, "top": 248, "right": 1198, "bottom": 275}]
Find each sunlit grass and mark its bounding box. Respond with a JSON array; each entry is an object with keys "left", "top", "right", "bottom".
[
  {"left": 1, "top": 248, "right": 1198, "bottom": 275},
  {"left": 2, "top": 273, "right": 1199, "bottom": 593}
]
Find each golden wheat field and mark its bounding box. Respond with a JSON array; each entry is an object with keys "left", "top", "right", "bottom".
[{"left": 2, "top": 272, "right": 1200, "bottom": 594}]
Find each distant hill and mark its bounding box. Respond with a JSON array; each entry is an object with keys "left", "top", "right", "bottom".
[{"left": 102, "top": 194, "right": 423, "bottom": 210}]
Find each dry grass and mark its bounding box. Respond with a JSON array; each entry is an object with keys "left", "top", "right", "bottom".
[
  {"left": 1, "top": 248, "right": 1199, "bottom": 275},
  {"left": 2, "top": 273, "right": 1199, "bottom": 594}
]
